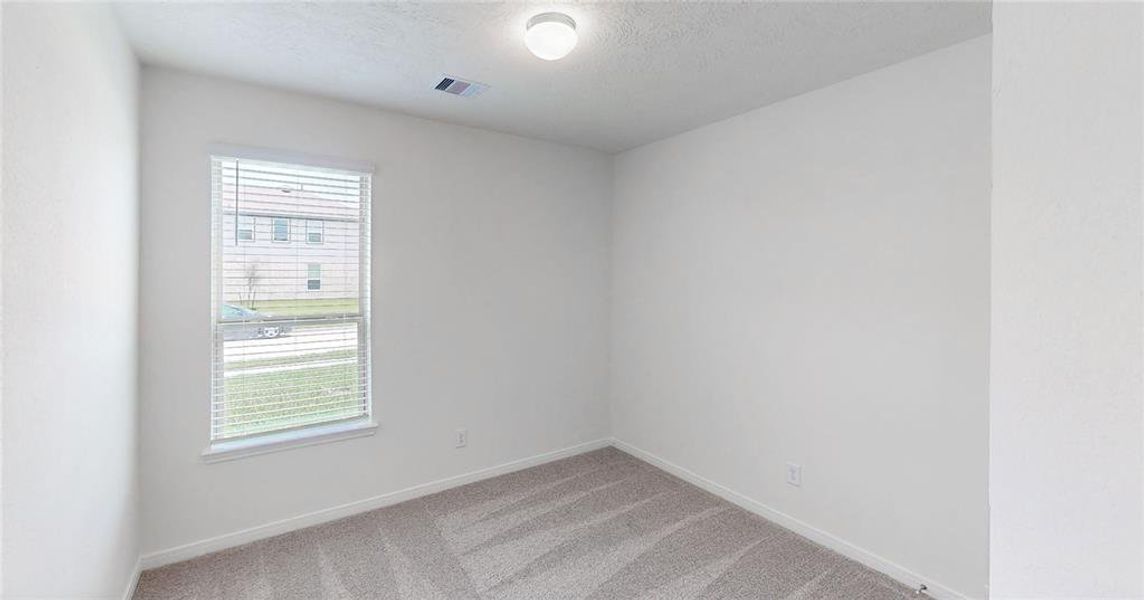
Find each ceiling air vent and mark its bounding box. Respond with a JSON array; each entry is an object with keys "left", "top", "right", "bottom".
[{"left": 434, "top": 75, "right": 488, "bottom": 97}]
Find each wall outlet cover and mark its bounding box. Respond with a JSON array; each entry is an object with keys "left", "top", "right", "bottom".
[{"left": 785, "top": 462, "right": 802, "bottom": 487}]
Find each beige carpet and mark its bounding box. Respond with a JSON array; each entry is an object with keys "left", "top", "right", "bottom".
[{"left": 134, "top": 447, "right": 921, "bottom": 599}]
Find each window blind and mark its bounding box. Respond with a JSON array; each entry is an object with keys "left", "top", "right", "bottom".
[{"left": 210, "top": 155, "right": 371, "bottom": 442}]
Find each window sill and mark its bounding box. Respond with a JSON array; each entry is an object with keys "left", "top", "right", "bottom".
[{"left": 202, "top": 420, "right": 378, "bottom": 464}]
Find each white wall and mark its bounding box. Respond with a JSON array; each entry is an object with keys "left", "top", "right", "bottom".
[
  {"left": 138, "top": 68, "right": 612, "bottom": 556},
  {"left": 1, "top": 3, "right": 140, "bottom": 598},
  {"left": 610, "top": 37, "right": 990, "bottom": 598},
  {"left": 990, "top": 4, "right": 1144, "bottom": 598}
]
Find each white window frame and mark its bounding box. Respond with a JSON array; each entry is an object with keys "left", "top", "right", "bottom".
[
  {"left": 271, "top": 217, "right": 290, "bottom": 242},
  {"left": 306, "top": 262, "right": 321, "bottom": 291},
  {"left": 237, "top": 214, "right": 256, "bottom": 241},
  {"left": 306, "top": 219, "right": 324, "bottom": 244},
  {"left": 205, "top": 146, "right": 375, "bottom": 461}
]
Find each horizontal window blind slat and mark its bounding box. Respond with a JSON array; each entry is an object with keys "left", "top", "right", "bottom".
[
  {"left": 210, "top": 390, "right": 369, "bottom": 405},
  {"left": 215, "top": 383, "right": 368, "bottom": 395},
  {"left": 213, "top": 401, "right": 369, "bottom": 421},
  {"left": 218, "top": 165, "right": 366, "bottom": 183},
  {"left": 215, "top": 376, "right": 368, "bottom": 393},
  {"left": 217, "top": 177, "right": 364, "bottom": 191},
  {"left": 211, "top": 396, "right": 370, "bottom": 415},
  {"left": 212, "top": 399, "right": 369, "bottom": 425},
  {"left": 216, "top": 407, "right": 368, "bottom": 430},
  {"left": 218, "top": 398, "right": 368, "bottom": 415},
  {"left": 219, "top": 191, "right": 364, "bottom": 204},
  {"left": 221, "top": 345, "right": 364, "bottom": 354}
]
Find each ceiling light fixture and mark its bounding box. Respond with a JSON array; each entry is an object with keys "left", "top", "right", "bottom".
[{"left": 525, "top": 12, "right": 577, "bottom": 61}]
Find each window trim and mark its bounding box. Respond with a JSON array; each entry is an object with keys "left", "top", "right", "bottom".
[
  {"left": 306, "top": 219, "right": 324, "bottom": 244},
  {"left": 202, "top": 418, "right": 378, "bottom": 463},
  {"left": 306, "top": 262, "right": 321, "bottom": 291},
  {"left": 271, "top": 217, "right": 290, "bottom": 243},
  {"left": 208, "top": 147, "right": 373, "bottom": 461},
  {"left": 237, "top": 214, "right": 256, "bottom": 242},
  {"left": 208, "top": 143, "right": 375, "bottom": 174}
]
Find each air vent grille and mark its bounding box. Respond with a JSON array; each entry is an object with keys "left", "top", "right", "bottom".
[{"left": 434, "top": 75, "right": 488, "bottom": 97}]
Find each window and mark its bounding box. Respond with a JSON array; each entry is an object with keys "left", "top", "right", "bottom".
[
  {"left": 272, "top": 217, "right": 290, "bottom": 242},
  {"left": 211, "top": 154, "right": 371, "bottom": 448},
  {"left": 306, "top": 220, "right": 323, "bottom": 244},
  {"left": 237, "top": 215, "right": 255, "bottom": 241},
  {"left": 307, "top": 263, "right": 321, "bottom": 290}
]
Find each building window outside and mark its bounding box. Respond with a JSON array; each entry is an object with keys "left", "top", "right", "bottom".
[
  {"left": 237, "top": 215, "right": 255, "bottom": 241},
  {"left": 307, "top": 263, "right": 321, "bottom": 290},
  {"left": 307, "top": 220, "right": 323, "bottom": 244},
  {"left": 272, "top": 217, "right": 289, "bottom": 242}
]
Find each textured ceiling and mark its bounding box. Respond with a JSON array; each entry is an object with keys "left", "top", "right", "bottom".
[{"left": 114, "top": 2, "right": 991, "bottom": 153}]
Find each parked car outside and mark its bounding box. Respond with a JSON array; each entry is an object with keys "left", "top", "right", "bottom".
[{"left": 221, "top": 304, "right": 292, "bottom": 341}]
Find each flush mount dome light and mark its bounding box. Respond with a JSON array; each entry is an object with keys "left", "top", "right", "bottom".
[{"left": 525, "top": 12, "right": 577, "bottom": 61}]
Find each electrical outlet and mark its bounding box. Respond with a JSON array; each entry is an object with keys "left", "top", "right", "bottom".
[
  {"left": 455, "top": 428, "right": 468, "bottom": 448},
  {"left": 785, "top": 462, "right": 802, "bottom": 487}
]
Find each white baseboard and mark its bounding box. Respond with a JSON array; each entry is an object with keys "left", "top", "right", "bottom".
[
  {"left": 140, "top": 438, "right": 611, "bottom": 570},
  {"left": 610, "top": 438, "right": 972, "bottom": 600},
  {"left": 121, "top": 556, "right": 142, "bottom": 600}
]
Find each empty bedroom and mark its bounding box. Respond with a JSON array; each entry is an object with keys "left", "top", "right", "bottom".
[{"left": 1, "top": 1, "right": 1141, "bottom": 599}]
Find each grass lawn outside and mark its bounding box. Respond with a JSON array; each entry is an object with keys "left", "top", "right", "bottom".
[
  {"left": 239, "top": 297, "right": 359, "bottom": 317},
  {"left": 218, "top": 361, "right": 364, "bottom": 438},
  {"left": 218, "top": 297, "right": 366, "bottom": 438},
  {"left": 228, "top": 347, "right": 356, "bottom": 370}
]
